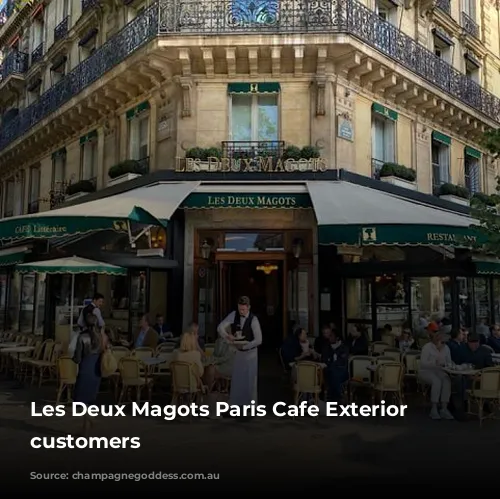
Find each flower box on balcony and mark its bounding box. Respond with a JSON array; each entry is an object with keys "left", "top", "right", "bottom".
[
  {"left": 65, "top": 178, "right": 96, "bottom": 201},
  {"left": 108, "top": 159, "right": 146, "bottom": 186},
  {"left": 379, "top": 163, "right": 417, "bottom": 190},
  {"left": 438, "top": 183, "right": 470, "bottom": 206}
]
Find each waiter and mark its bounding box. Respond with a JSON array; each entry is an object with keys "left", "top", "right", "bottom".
[{"left": 217, "top": 296, "right": 262, "bottom": 406}]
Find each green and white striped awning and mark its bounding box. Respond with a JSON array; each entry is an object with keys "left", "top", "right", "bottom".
[{"left": 16, "top": 256, "right": 125, "bottom": 275}]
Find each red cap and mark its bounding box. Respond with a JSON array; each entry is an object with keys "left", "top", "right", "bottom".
[{"left": 427, "top": 322, "right": 439, "bottom": 332}]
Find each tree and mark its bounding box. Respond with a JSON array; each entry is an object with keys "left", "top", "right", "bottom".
[{"left": 470, "top": 128, "right": 500, "bottom": 256}]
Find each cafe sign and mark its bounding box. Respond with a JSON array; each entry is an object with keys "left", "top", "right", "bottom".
[
  {"left": 182, "top": 193, "right": 312, "bottom": 209},
  {"left": 426, "top": 232, "right": 477, "bottom": 245},
  {"left": 175, "top": 157, "right": 328, "bottom": 173}
]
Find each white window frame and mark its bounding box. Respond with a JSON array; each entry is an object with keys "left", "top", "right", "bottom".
[
  {"left": 375, "top": 0, "right": 398, "bottom": 24},
  {"left": 433, "top": 36, "right": 451, "bottom": 64},
  {"left": 371, "top": 113, "right": 396, "bottom": 174},
  {"left": 29, "top": 166, "right": 40, "bottom": 204},
  {"left": 465, "top": 58, "right": 480, "bottom": 83},
  {"left": 128, "top": 113, "right": 150, "bottom": 160},
  {"left": 228, "top": 93, "right": 280, "bottom": 142},
  {"left": 80, "top": 139, "right": 98, "bottom": 180},
  {"left": 462, "top": 0, "right": 476, "bottom": 20},
  {"left": 465, "top": 154, "right": 480, "bottom": 194},
  {"left": 52, "top": 154, "right": 66, "bottom": 188},
  {"left": 431, "top": 140, "right": 450, "bottom": 191}
]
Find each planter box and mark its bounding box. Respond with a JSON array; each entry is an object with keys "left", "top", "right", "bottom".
[
  {"left": 65, "top": 191, "right": 90, "bottom": 202},
  {"left": 439, "top": 194, "right": 470, "bottom": 206},
  {"left": 380, "top": 175, "right": 417, "bottom": 190},
  {"left": 108, "top": 173, "right": 141, "bottom": 187}
]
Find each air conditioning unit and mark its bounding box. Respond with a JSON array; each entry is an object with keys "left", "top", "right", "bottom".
[{"left": 137, "top": 248, "right": 164, "bottom": 258}]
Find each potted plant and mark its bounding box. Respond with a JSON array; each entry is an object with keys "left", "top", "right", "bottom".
[
  {"left": 438, "top": 183, "right": 470, "bottom": 206},
  {"left": 108, "top": 160, "right": 146, "bottom": 186},
  {"left": 471, "top": 192, "right": 496, "bottom": 207},
  {"left": 379, "top": 163, "right": 417, "bottom": 190},
  {"left": 300, "top": 146, "right": 320, "bottom": 159},
  {"left": 184, "top": 147, "right": 223, "bottom": 171},
  {"left": 66, "top": 179, "right": 96, "bottom": 200}
]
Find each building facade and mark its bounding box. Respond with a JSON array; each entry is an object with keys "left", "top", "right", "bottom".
[{"left": 1, "top": 0, "right": 500, "bottom": 343}]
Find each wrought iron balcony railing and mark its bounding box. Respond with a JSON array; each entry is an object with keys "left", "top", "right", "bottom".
[
  {"left": 0, "top": 51, "right": 28, "bottom": 81},
  {"left": 1, "top": 0, "right": 500, "bottom": 153},
  {"left": 435, "top": 0, "right": 451, "bottom": 15},
  {"left": 461, "top": 11, "right": 479, "bottom": 39},
  {"left": 31, "top": 43, "right": 43, "bottom": 66},
  {"left": 371, "top": 158, "right": 384, "bottom": 180},
  {"left": 54, "top": 16, "right": 70, "bottom": 43},
  {"left": 222, "top": 141, "right": 285, "bottom": 159},
  {"left": 82, "top": 0, "right": 100, "bottom": 14}
]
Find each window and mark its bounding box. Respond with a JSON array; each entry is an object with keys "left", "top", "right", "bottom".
[
  {"left": 465, "top": 57, "right": 480, "bottom": 83},
  {"left": 433, "top": 35, "right": 451, "bottom": 63},
  {"left": 431, "top": 137, "right": 450, "bottom": 193},
  {"left": 4, "top": 174, "right": 24, "bottom": 217},
  {"left": 230, "top": 94, "right": 278, "bottom": 142},
  {"left": 29, "top": 165, "right": 40, "bottom": 213},
  {"left": 3, "top": 179, "right": 14, "bottom": 217},
  {"left": 126, "top": 2, "right": 146, "bottom": 23},
  {"left": 80, "top": 136, "right": 97, "bottom": 180},
  {"left": 61, "top": 0, "right": 69, "bottom": 21},
  {"left": 462, "top": 0, "right": 475, "bottom": 20},
  {"left": 128, "top": 114, "right": 149, "bottom": 160},
  {"left": 464, "top": 152, "right": 480, "bottom": 194},
  {"left": 375, "top": 0, "right": 398, "bottom": 24},
  {"left": 371, "top": 114, "right": 395, "bottom": 177},
  {"left": 52, "top": 151, "right": 66, "bottom": 188},
  {"left": 51, "top": 56, "right": 66, "bottom": 85}
]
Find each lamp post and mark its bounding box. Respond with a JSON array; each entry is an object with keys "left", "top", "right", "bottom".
[
  {"left": 201, "top": 240, "right": 211, "bottom": 260},
  {"left": 292, "top": 238, "right": 303, "bottom": 259}
]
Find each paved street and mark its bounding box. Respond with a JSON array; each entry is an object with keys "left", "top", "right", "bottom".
[{"left": 0, "top": 364, "right": 498, "bottom": 489}]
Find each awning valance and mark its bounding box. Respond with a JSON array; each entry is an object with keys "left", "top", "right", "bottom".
[
  {"left": 0, "top": 246, "right": 28, "bottom": 266},
  {"left": 228, "top": 82, "right": 280, "bottom": 94},
  {"left": 465, "top": 146, "right": 481, "bottom": 159},
  {"left": 432, "top": 130, "right": 451, "bottom": 145},
  {"left": 474, "top": 260, "right": 500, "bottom": 276},
  {"left": 0, "top": 182, "right": 200, "bottom": 242},
  {"left": 307, "top": 181, "right": 481, "bottom": 247},
  {"left": 126, "top": 101, "right": 150, "bottom": 120},
  {"left": 372, "top": 103, "right": 398, "bottom": 121},
  {"left": 16, "top": 256, "right": 126, "bottom": 275}
]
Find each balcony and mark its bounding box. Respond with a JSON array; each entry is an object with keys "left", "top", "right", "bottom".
[
  {"left": 1, "top": 0, "right": 500, "bottom": 153},
  {"left": 31, "top": 43, "right": 43, "bottom": 66},
  {"left": 461, "top": 12, "right": 479, "bottom": 39},
  {"left": 435, "top": 0, "right": 451, "bottom": 16},
  {"left": 81, "top": 0, "right": 100, "bottom": 14},
  {"left": 54, "top": 16, "right": 69, "bottom": 43},
  {"left": 222, "top": 141, "right": 285, "bottom": 159},
  {"left": 0, "top": 51, "right": 28, "bottom": 81}
]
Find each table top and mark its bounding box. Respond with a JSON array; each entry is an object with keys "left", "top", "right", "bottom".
[
  {"left": 289, "top": 361, "right": 327, "bottom": 368},
  {"left": 443, "top": 367, "right": 479, "bottom": 376},
  {"left": 141, "top": 357, "right": 167, "bottom": 366},
  {"left": 0, "top": 342, "right": 22, "bottom": 349},
  {"left": 1, "top": 346, "right": 35, "bottom": 353}
]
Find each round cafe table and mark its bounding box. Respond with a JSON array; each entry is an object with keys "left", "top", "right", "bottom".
[{"left": 0, "top": 346, "right": 35, "bottom": 388}]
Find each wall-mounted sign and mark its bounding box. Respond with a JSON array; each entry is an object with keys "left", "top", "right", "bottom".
[
  {"left": 175, "top": 157, "right": 327, "bottom": 173},
  {"left": 337, "top": 116, "right": 354, "bottom": 141},
  {"left": 182, "top": 193, "right": 312, "bottom": 209}
]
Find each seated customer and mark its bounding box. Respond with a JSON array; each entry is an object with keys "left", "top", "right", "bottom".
[
  {"left": 122, "top": 314, "right": 159, "bottom": 349},
  {"left": 295, "top": 327, "right": 320, "bottom": 362},
  {"left": 398, "top": 329, "right": 415, "bottom": 354},
  {"left": 154, "top": 313, "right": 173, "bottom": 339},
  {"left": 322, "top": 332, "right": 349, "bottom": 401},
  {"left": 173, "top": 331, "right": 204, "bottom": 388},
  {"left": 202, "top": 336, "right": 237, "bottom": 392},
  {"left": 487, "top": 325, "right": 500, "bottom": 353},
  {"left": 314, "top": 324, "right": 332, "bottom": 355},
  {"left": 447, "top": 329, "right": 467, "bottom": 365},
  {"left": 418, "top": 333, "right": 454, "bottom": 420},
  {"left": 346, "top": 325, "right": 369, "bottom": 356},
  {"left": 462, "top": 333, "right": 494, "bottom": 369}
]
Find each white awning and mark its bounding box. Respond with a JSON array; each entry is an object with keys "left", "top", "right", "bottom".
[{"left": 307, "top": 181, "right": 478, "bottom": 247}]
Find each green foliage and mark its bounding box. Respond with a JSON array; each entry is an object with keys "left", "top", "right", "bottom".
[
  {"left": 185, "top": 147, "right": 222, "bottom": 160},
  {"left": 66, "top": 179, "right": 96, "bottom": 196},
  {"left": 282, "top": 146, "right": 301, "bottom": 160},
  {"left": 438, "top": 183, "right": 469, "bottom": 199},
  {"left": 300, "top": 146, "right": 320, "bottom": 159},
  {"left": 108, "top": 160, "right": 146, "bottom": 179},
  {"left": 379, "top": 162, "right": 416, "bottom": 182}
]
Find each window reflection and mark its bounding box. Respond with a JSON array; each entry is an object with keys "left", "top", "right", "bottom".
[
  {"left": 19, "top": 273, "right": 35, "bottom": 333},
  {"left": 374, "top": 274, "right": 408, "bottom": 333},
  {"left": 474, "top": 278, "right": 490, "bottom": 324},
  {"left": 224, "top": 232, "right": 283, "bottom": 251}
]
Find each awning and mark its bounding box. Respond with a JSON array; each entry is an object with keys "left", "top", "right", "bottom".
[
  {"left": 474, "top": 260, "right": 500, "bottom": 276},
  {"left": 0, "top": 246, "right": 29, "bottom": 267},
  {"left": 16, "top": 256, "right": 126, "bottom": 275},
  {"left": 0, "top": 181, "right": 200, "bottom": 242},
  {"left": 307, "top": 181, "right": 480, "bottom": 247}
]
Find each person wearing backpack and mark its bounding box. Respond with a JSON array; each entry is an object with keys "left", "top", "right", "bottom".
[{"left": 77, "top": 293, "right": 105, "bottom": 330}]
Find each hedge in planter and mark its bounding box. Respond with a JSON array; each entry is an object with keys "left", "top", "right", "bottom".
[
  {"left": 185, "top": 147, "right": 222, "bottom": 160},
  {"left": 379, "top": 163, "right": 416, "bottom": 182},
  {"left": 438, "top": 183, "right": 469, "bottom": 199},
  {"left": 471, "top": 192, "right": 496, "bottom": 207},
  {"left": 66, "top": 179, "right": 96, "bottom": 196},
  {"left": 108, "top": 160, "right": 147, "bottom": 179}
]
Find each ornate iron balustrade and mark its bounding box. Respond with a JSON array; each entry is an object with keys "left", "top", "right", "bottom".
[
  {"left": 136, "top": 156, "right": 150, "bottom": 173},
  {"left": 31, "top": 43, "right": 43, "bottom": 66},
  {"left": 461, "top": 11, "right": 479, "bottom": 39},
  {"left": 436, "top": 0, "right": 451, "bottom": 15},
  {"left": 54, "top": 16, "right": 70, "bottom": 43},
  {"left": 1, "top": 51, "right": 28, "bottom": 80},
  {"left": 82, "top": 0, "right": 100, "bottom": 14},
  {"left": 1, "top": 0, "right": 500, "bottom": 154},
  {"left": 222, "top": 140, "right": 285, "bottom": 159},
  {"left": 371, "top": 158, "right": 384, "bottom": 180}
]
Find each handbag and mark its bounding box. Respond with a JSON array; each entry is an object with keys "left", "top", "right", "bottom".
[{"left": 100, "top": 349, "right": 117, "bottom": 378}]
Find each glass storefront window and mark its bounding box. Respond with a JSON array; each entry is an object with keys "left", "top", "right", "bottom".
[
  {"left": 54, "top": 274, "right": 96, "bottom": 328},
  {"left": 410, "top": 276, "right": 452, "bottom": 331},
  {"left": 374, "top": 273, "right": 408, "bottom": 335},
  {"left": 0, "top": 272, "right": 8, "bottom": 330},
  {"left": 111, "top": 276, "right": 128, "bottom": 310},
  {"left": 19, "top": 273, "right": 35, "bottom": 333},
  {"left": 224, "top": 232, "right": 283, "bottom": 251},
  {"left": 493, "top": 279, "right": 500, "bottom": 324},
  {"left": 345, "top": 277, "right": 372, "bottom": 339},
  {"left": 473, "top": 278, "right": 490, "bottom": 325},
  {"left": 130, "top": 270, "right": 147, "bottom": 332},
  {"left": 35, "top": 274, "right": 46, "bottom": 335},
  {"left": 457, "top": 277, "right": 472, "bottom": 328}
]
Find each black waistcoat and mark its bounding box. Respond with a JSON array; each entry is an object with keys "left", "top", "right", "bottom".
[{"left": 231, "top": 312, "right": 255, "bottom": 342}]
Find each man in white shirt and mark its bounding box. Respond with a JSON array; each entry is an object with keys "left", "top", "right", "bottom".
[
  {"left": 77, "top": 293, "right": 105, "bottom": 330},
  {"left": 217, "top": 296, "right": 262, "bottom": 408}
]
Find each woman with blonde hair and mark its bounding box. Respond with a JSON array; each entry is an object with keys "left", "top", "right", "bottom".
[{"left": 173, "top": 331, "right": 204, "bottom": 386}]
